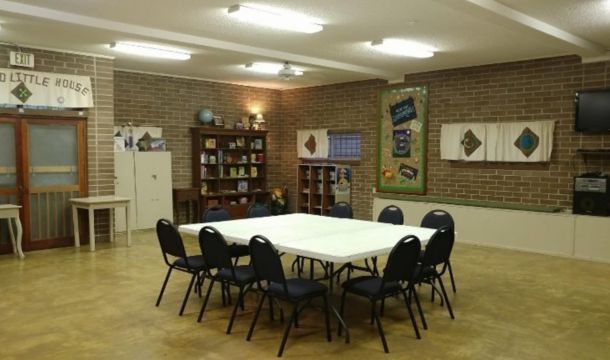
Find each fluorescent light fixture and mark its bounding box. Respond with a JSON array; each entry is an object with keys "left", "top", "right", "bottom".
[
  {"left": 228, "top": 4, "right": 323, "bottom": 34},
  {"left": 109, "top": 42, "right": 191, "bottom": 60},
  {"left": 245, "top": 62, "right": 304, "bottom": 76},
  {"left": 370, "top": 39, "right": 435, "bottom": 58}
]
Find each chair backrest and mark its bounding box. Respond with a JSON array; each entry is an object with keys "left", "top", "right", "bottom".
[
  {"left": 420, "top": 209, "right": 454, "bottom": 231},
  {"left": 247, "top": 203, "right": 271, "bottom": 218},
  {"left": 156, "top": 218, "right": 188, "bottom": 265},
  {"left": 377, "top": 205, "right": 404, "bottom": 225},
  {"left": 329, "top": 201, "right": 353, "bottom": 219},
  {"left": 198, "top": 226, "right": 232, "bottom": 273},
  {"left": 249, "top": 235, "right": 288, "bottom": 293},
  {"left": 202, "top": 206, "right": 231, "bottom": 222},
  {"left": 421, "top": 226, "right": 455, "bottom": 268},
  {"left": 382, "top": 235, "right": 421, "bottom": 285}
]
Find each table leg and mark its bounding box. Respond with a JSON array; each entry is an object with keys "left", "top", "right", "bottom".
[
  {"left": 14, "top": 216, "right": 24, "bottom": 259},
  {"left": 72, "top": 205, "right": 80, "bottom": 248},
  {"left": 125, "top": 204, "right": 131, "bottom": 247},
  {"left": 7, "top": 217, "right": 17, "bottom": 254},
  {"left": 88, "top": 208, "right": 95, "bottom": 252},
  {"left": 109, "top": 208, "right": 114, "bottom": 243}
]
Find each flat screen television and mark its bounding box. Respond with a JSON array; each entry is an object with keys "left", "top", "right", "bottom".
[{"left": 575, "top": 88, "right": 610, "bottom": 132}]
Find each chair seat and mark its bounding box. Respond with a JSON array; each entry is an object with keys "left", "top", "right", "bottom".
[
  {"left": 342, "top": 276, "right": 401, "bottom": 298},
  {"left": 230, "top": 244, "right": 250, "bottom": 258},
  {"left": 269, "top": 278, "right": 328, "bottom": 300},
  {"left": 217, "top": 265, "right": 256, "bottom": 284},
  {"left": 173, "top": 255, "right": 206, "bottom": 271}
]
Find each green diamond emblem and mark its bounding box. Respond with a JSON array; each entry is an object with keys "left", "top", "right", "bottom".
[
  {"left": 461, "top": 129, "right": 482, "bottom": 157},
  {"left": 11, "top": 82, "right": 32, "bottom": 103}
]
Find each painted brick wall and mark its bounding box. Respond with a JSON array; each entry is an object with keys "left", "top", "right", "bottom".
[
  {"left": 113, "top": 71, "right": 282, "bottom": 194},
  {"left": 280, "top": 79, "right": 388, "bottom": 220},
  {"left": 0, "top": 45, "right": 115, "bottom": 241},
  {"left": 404, "top": 56, "right": 610, "bottom": 208}
]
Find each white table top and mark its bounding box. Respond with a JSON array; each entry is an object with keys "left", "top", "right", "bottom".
[
  {"left": 0, "top": 204, "right": 22, "bottom": 211},
  {"left": 179, "top": 213, "right": 436, "bottom": 263},
  {"left": 69, "top": 196, "right": 131, "bottom": 205}
]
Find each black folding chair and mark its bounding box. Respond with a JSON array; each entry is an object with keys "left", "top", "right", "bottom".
[
  {"left": 247, "top": 203, "right": 271, "bottom": 218},
  {"left": 246, "top": 235, "right": 332, "bottom": 357},
  {"left": 416, "top": 226, "right": 456, "bottom": 320},
  {"left": 420, "top": 209, "right": 457, "bottom": 293},
  {"left": 202, "top": 206, "right": 249, "bottom": 265},
  {"left": 197, "top": 226, "right": 257, "bottom": 334},
  {"left": 339, "top": 235, "right": 423, "bottom": 353},
  {"left": 366, "top": 205, "right": 405, "bottom": 275},
  {"left": 155, "top": 218, "right": 206, "bottom": 316}
]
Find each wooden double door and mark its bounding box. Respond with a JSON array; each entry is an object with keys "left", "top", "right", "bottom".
[{"left": 0, "top": 114, "right": 87, "bottom": 254}]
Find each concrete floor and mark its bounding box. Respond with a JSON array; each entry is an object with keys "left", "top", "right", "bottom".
[{"left": 1, "top": 230, "right": 609, "bottom": 359}]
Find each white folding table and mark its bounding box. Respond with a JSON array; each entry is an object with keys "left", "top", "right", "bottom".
[{"left": 179, "top": 213, "right": 437, "bottom": 343}]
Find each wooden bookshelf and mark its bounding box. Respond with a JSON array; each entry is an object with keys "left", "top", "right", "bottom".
[{"left": 191, "top": 127, "right": 269, "bottom": 219}]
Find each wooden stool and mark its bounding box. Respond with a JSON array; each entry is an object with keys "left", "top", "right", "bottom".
[{"left": 173, "top": 188, "right": 200, "bottom": 225}]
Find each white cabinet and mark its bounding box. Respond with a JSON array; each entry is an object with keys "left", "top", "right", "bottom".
[{"left": 114, "top": 152, "right": 173, "bottom": 230}]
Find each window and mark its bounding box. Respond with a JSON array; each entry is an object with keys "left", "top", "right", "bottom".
[{"left": 328, "top": 132, "right": 360, "bottom": 160}]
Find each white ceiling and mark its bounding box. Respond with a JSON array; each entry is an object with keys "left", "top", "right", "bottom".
[{"left": 0, "top": 0, "right": 609, "bottom": 89}]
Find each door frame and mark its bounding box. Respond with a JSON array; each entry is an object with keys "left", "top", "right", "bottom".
[{"left": 0, "top": 111, "right": 88, "bottom": 252}]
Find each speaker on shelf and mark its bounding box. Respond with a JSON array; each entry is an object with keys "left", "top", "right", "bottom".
[{"left": 573, "top": 175, "right": 610, "bottom": 216}]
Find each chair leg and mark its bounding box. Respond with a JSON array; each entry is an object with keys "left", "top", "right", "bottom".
[
  {"left": 197, "top": 278, "right": 216, "bottom": 322},
  {"left": 448, "top": 260, "right": 457, "bottom": 293},
  {"left": 322, "top": 294, "right": 332, "bottom": 342},
  {"left": 269, "top": 295, "right": 275, "bottom": 321},
  {"left": 401, "top": 290, "right": 421, "bottom": 339},
  {"left": 179, "top": 273, "right": 196, "bottom": 316},
  {"left": 155, "top": 267, "right": 173, "bottom": 306},
  {"left": 438, "top": 277, "right": 455, "bottom": 319},
  {"left": 227, "top": 286, "right": 244, "bottom": 334},
  {"left": 380, "top": 297, "right": 385, "bottom": 317},
  {"left": 277, "top": 303, "right": 298, "bottom": 357},
  {"left": 411, "top": 286, "right": 427, "bottom": 330},
  {"left": 372, "top": 301, "right": 389, "bottom": 353},
  {"left": 338, "top": 290, "right": 347, "bottom": 336},
  {"left": 246, "top": 292, "right": 267, "bottom": 341}
]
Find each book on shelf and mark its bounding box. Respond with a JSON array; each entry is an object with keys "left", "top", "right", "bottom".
[
  {"left": 218, "top": 150, "right": 223, "bottom": 163},
  {"left": 230, "top": 167, "right": 238, "bottom": 178},
  {"left": 251, "top": 167, "right": 258, "bottom": 177},
  {"left": 219, "top": 166, "right": 224, "bottom": 178},
  {"left": 236, "top": 136, "right": 245, "bottom": 148},
  {"left": 205, "top": 138, "right": 216, "bottom": 149},
  {"left": 250, "top": 153, "right": 256, "bottom": 163},
  {"left": 201, "top": 165, "right": 207, "bottom": 178},
  {"left": 238, "top": 166, "right": 246, "bottom": 177},
  {"left": 254, "top": 138, "right": 263, "bottom": 150},
  {"left": 256, "top": 153, "right": 264, "bottom": 163},
  {"left": 237, "top": 180, "right": 248, "bottom": 192},
  {"left": 200, "top": 152, "right": 208, "bottom": 164}
]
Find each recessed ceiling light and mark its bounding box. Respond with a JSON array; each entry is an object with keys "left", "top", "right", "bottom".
[
  {"left": 245, "top": 62, "right": 303, "bottom": 76},
  {"left": 227, "top": 4, "right": 323, "bottom": 34},
  {"left": 109, "top": 42, "right": 191, "bottom": 60},
  {"left": 370, "top": 39, "right": 436, "bottom": 58}
]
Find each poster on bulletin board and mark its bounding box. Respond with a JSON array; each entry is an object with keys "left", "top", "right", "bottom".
[{"left": 377, "top": 85, "right": 428, "bottom": 194}]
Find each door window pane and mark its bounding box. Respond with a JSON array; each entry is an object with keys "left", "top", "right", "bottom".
[
  {"left": 28, "top": 124, "right": 78, "bottom": 186},
  {"left": 0, "top": 123, "right": 16, "bottom": 186}
]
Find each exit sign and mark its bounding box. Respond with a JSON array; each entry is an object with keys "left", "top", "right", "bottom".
[{"left": 10, "top": 51, "right": 35, "bottom": 68}]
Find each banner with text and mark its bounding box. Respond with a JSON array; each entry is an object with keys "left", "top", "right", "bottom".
[{"left": 0, "top": 68, "right": 93, "bottom": 108}]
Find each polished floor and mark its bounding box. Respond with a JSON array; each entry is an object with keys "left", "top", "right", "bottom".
[{"left": 1, "top": 230, "right": 609, "bottom": 360}]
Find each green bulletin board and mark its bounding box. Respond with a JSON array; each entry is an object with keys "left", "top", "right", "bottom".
[{"left": 377, "top": 85, "right": 427, "bottom": 194}]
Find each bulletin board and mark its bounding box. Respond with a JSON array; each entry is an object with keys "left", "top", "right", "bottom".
[{"left": 377, "top": 85, "right": 428, "bottom": 194}]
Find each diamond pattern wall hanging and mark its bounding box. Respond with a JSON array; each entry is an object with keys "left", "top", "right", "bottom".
[
  {"left": 304, "top": 134, "right": 317, "bottom": 155},
  {"left": 514, "top": 127, "right": 539, "bottom": 157},
  {"left": 461, "top": 129, "right": 482, "bottom": 157},
  {"left": 11, "top": 82, "right": 32, "bottom": 103}
]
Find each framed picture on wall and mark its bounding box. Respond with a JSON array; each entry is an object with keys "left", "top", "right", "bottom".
[{"left": 377, "top": 85, "right": 428, "bottom": 194}]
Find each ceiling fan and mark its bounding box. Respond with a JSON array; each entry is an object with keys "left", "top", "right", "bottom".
[{"left": 278, "top": 62, "right": 304, "bottom": 80}]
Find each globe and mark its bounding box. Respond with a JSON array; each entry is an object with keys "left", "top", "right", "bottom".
[{"left": 198, "top": 109, "right": 214, "bottom": 124}]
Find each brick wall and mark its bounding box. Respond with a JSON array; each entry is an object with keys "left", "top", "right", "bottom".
[
  {"left": 113, "top": 71, "right": 282, "bottom": 193},
  {"left": 405, "top": 56, "right": 610, "bottom": 208},
  {"left": 280, "top": 79, "right": 388, "bottom": 220}
]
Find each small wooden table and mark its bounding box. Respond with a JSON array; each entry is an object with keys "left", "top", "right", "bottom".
[
  {"left": 172, "top": 187, "right": 200, "bottom": 225},
  {"left": 70, "top": 196, "right": 131, "bottom": 252},
  {"left": 0, "top": 204, "right": 24, "bottom": 259}
]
